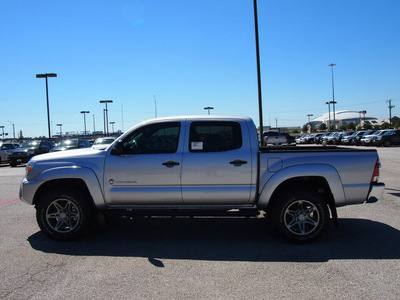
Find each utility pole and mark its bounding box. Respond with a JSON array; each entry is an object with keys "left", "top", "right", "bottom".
[{"left": 387, "top": 100, "right": 395, "bottom": 129}]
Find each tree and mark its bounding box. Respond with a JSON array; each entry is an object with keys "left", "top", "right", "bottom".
[
  {"left": 291, "top": 128, "right": 299, "bottom": 134},
  {"left": 392, "top": 116, "right": 400, "bottom": 128},
  {"left": 302, "top": 124, "right": 308, "bottom": 133},
  {"left": 347, "top": 122, "right": 356, "bottom": 131},
  {"left": 339, "top": 125, "right": 347, "bottom": 131},
  {"left": 318, "top": 123, "right": 327, "bottom": 131},
  {"left": 381, "top": 122, "right": 390, "bottom": 129},
  {"left": 364, "top": 121, "right": 372, "bottom": 130}
]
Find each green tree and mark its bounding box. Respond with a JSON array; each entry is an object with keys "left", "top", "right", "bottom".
[
  {"left": 364, "top": 121, "right": 372, "bottom": 129},
  {"left": 339, "top": 125, "right": 347, "bottom": 131},
  {"left": 291, "top": 128, "right": 299, "bottom": 134},
  {"left": 318, "top": 123, "right": 327, "bottom": 131},
  {"left": 302, "top": 124, "right": 308, "bottom": 133},
  {"left": 347, "top": 122, "right": 356, "bottom": 131},
  {"left": 381, "top": 122, "right": 390, "bottom": 129}
]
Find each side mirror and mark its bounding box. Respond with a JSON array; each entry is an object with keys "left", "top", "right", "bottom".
[{"left": 110, "top": 141, "right": 124, "bottom": 155}]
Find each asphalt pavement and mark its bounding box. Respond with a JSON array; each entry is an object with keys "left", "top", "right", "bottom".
[{"left": 0, "top": 146, "right": 399, "bottom": 299}]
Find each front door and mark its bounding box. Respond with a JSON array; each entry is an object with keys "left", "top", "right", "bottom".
[{"left": 104, "top": 121, "right": 184, "bottom": 205}]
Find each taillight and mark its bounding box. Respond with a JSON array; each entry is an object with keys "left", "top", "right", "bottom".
[{"left": 371, "top": 159, "right": 380, "bottom": 183}]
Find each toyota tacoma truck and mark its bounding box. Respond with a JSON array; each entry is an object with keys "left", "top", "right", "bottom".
[{"left": 19, "top": 116, "right": 385, "bottom": 243}]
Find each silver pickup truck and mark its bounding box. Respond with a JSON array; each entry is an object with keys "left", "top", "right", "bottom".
[{"left": 20, "top": 116, "right": 384, "bottom": 243}]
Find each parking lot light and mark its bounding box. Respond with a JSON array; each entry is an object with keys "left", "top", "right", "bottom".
[{"left": 36, "top": 73, "right": 57, "bottom": 140}]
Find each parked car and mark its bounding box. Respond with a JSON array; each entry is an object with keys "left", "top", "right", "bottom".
[
  {"left": 0, "top": 143, "right": 20, "bottom": 164},
  {"left": 51, "top": 139, "right": 91, "bottom": 152},
  {"left": 92, "top": 137, "right": 117, "bottom": 149},
  {"left": 353, "top": 130, "right": 376, "bottom": 146},
  {"left": 333, "top": 132, "right": 354, "bottom": 145},
  {"left": 9, "top": 140, "right": 55, "bottom": 167},
  {"left": 321, "top": 132, "right": 336, "bottom": 144},
  {"left": 371, "top": 129, "right": 400, "bottom": 147},
  {"left": 360, "top": 130, "right": 388, "bottom": 146},
  {"left": 263, "top": 131, "right": 294, "bottom": 146},
  {"left": 314, "top": 133, "right": 329, "bottom": 144},
  {"left": 341, "top": 131, "right": 366, "bottom": 145}
]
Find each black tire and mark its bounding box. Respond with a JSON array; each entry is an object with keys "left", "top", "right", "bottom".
[
  {"left": 271, "top": 191, "right": 329, "bottom": 243},
  {"left": 383, "top": 140, "right": 392, "bottom": 147},
  {"left": 36, "top": 187, "right": 93, "bottom": 241},
  {"left": 10, "top": 162, "right": 17, "bottom": 167}
]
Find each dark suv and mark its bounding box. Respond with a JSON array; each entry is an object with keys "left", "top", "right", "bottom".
[
  {"left": 9, "top": 140, "right": 55, "bottom": 167},
  {"left": 372, "top": 129, "right": 400, "bottom": 147}
]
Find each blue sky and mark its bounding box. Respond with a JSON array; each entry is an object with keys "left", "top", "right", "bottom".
[{"left": 1, "top": 0, "right": 399, "bottom": 138}]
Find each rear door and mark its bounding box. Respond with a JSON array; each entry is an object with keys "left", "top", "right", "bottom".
[{"left": 181, "top": 120, "right": 254, "bottom": 204}]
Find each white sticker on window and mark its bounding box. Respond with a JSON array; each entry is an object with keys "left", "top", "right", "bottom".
[{"left": 191, "top": 142, "right": 203, "bottom": 150}]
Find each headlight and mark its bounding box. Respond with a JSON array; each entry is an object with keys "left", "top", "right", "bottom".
[{"left": 26, "top": 160, "right": 36, "bottom": 176}]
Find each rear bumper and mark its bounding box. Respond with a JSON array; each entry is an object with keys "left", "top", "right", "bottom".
[{"left": 366, "top": 182, "right": 385, "bottom": 203}]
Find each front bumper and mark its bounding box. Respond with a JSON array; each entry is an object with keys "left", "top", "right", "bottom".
[
  {"left": 19, "top": 177, "right": 42, "bottom": 205},
  {"left": 366, "top": 182, "right": 385, "bottom": 203}
]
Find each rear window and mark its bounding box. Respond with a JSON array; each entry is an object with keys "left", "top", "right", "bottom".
[{"left": 189, "top": 121, "right": 242, "bottom": 152}]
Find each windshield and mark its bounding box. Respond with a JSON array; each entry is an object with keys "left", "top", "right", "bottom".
[
  {"left": 383, "top": 130, "right": 396, "bottom": 136},
  {"left": 20, "top": 141, "right": 40, "bottom": 149},
  {"left": 58, "top": 140, "right": 78, "bottom": 147}
]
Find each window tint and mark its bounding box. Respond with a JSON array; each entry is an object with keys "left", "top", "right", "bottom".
[
  {"left": 120, "top": 122, "right": 181, "bottom": 154},
  {"left": 189, "top": 121, "right": 242, "bottom": 152}
]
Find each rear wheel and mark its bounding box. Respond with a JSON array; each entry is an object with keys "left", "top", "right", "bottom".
[
  {"left": 36, "top": 188, "right": 93, "bottom": 240},
  {"left": 271, "top": 191, "right": 329, "bottom": 243},
  {"left": 383, "top": 140, "right": 392, "bottom": 147}
]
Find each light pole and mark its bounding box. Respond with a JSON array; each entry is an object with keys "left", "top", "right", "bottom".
[
  {"left": 253, "top": 0, "right": 264, "bottom": 146},
  {"left": 100, "top": 100, "right": 113, "bottom": 136},
  {"left": 57, "top": 124, "right": 63, "bottom": 140},
  {"left": 307, "top": 114, "right": 313, "bottom": 124},
  {"left": 0, "top": 126, "right": 4, "bottom": 140},
  {"left": 328, "top": 63, "right": 336, "bottom": 131},
  {"left": 80, "top": 111, "right": 90, "bottom": 138},
  {"left": 325, "top": 102, "right": 331, "bottom": 132},
  {"left": 36, "top": 73, "right": 57, "bottom": 140},
  {"left": 8, "top": 121, "right": 15, "bottom": 139},
  {"left": 153, "top": 95, "right": 158, "bottom": 118},
  {"left": 387, "top": 100, "right": 395, "bottom": 129},
  {"left": 110, "top": 121, "right": 115, "bottom": 134},
  {"left": 204, "top": 107, "right": 214, "bottom": 115}
]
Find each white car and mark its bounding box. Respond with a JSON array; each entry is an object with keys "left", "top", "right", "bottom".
[{"left": 92, "top": 137, "right": 117, "bottom": 149}]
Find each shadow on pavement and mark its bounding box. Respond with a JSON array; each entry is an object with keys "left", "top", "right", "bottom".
[{"left": 28, "top": 217, "right": 400, "bottom": 263}]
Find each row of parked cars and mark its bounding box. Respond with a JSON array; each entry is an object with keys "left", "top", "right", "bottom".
[
  {"left": 0, "top": 137, "right": 116, "bottom": 167},
  {"left": 296, "top": 129, "right": 400, "bottom": 147}
]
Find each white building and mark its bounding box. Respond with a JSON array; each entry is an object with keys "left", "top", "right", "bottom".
[{"left": 309, "top": 110, "right": 378, "bottom": 128}]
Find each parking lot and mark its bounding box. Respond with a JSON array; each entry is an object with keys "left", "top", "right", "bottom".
[{"left": 1, "top": 146, "right": 399, "bottom": 299}]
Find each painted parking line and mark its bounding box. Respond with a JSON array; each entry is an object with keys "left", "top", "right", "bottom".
[{"left": 0, "top": 197, "right": 19, "bottom": 206}]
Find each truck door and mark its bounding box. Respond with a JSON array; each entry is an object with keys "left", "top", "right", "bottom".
[
  {"left": 104, "top": 121, "right": 184, "bottom": 205},
  {"left": 181, "top": 120, "right": 254, "bottom": 204}
]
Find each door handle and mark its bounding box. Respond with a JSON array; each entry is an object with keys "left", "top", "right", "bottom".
[
  {"left": 229, "top": 159, "right": 247, "bottom": 165},
  {"left": 162, "top": 160, "right": 180, "bottom": 166}
]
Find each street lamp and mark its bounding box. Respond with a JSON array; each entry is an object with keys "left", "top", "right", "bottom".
[
  {"left": 36, "top": 73, "right": 57, "bottom": 140},
  {"left": 328, "top": 63, "right": 336, "bottom": 131},
  {"left": 307, "top": 114, "right": 313, "bottom": 124},
  {"left": 80, "top": 111, "right": 90, "bottom": 138},
  {"left": 204, "top": 107, "right": 214, "bottom": 115},
  {"left": 57, "top": 124, "right": 63, "bottom": 140},
  {"left": 100, "top": 100, "right": 113, "bottom": 136},
  {"left": 110, "top": 121, "right": 115, "bottom": 134}
]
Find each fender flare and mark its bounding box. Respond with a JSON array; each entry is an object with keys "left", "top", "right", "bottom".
[
  {"left": 34, "top": 166, "right": 106, "bottom": 209},
  {"left": 258, "top": 164, "right": 346, "bottom": 209}
]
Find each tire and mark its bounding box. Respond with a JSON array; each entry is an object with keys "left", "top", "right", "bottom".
[
  {"left": 271, "top": 191, "right": 329, "bottom": 243},
  {"left": 36, "top": 188, "right": 93, "bottom": 241},
  {"left": 383, "top": 140, "right": 392, "bottom": 147}
]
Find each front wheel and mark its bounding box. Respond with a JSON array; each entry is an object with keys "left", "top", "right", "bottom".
[
  {"left": 271, "top": 191, "right": 329, "bottom": 243},
  {"left": 383, "top": 140, "right": 392, "bottom": 147},
  {"left": 36, "top": 188, "right": 93, "bottom": 240}
]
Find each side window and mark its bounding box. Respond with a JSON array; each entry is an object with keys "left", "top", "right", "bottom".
[
  {"left": 119, "top": 122, "right": 181, "bottom": 154},
  {"left": 189, "top": 121, "right": 242, "bottom": 152}
]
